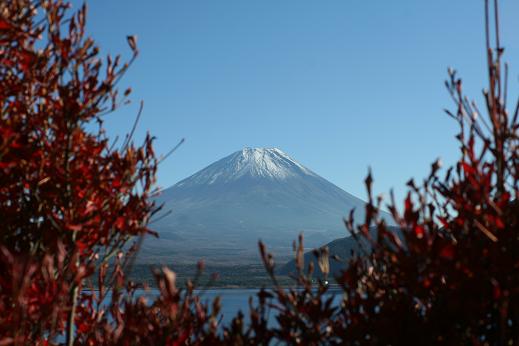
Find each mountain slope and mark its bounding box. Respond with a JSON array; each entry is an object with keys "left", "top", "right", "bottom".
[
  {"left": 141, "top": 148, "right": 387, "bottom": 264},
  {"left": 280, "top": 226, "right": 401, "bottom": 277}
]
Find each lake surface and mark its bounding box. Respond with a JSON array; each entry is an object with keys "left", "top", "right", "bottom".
[
  {"left": 132, "top": 288, "right": 276, "bottom": 326},
  {"left": 182, "top": 287, "right": 343, "bottom": 328},
  {"left": 93, "top": 287, "right": 344, "bottom": 329},
  {"left": 197, "top": 288, "right": 261, "bottom": 326},
  {"left": 72, "top": 287, "right": 343, "bottom": 343}
]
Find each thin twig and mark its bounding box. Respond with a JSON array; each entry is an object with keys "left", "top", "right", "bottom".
[
  {"left": 158, "top": 138, "right": 185, "bottom": 164},
  {"left": 122, "top": 100, "right": 144, "bottom": 151}
]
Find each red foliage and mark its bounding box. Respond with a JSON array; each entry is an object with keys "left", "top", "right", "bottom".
[
  {"left": 330, "top": 1, "right": 519, "bottom": 343},
  {"left": 2, "top": 0, "right": 519, "bottom": 345},
  {"left": 0, "top": 0, "right": 160, "bottom": 344}
]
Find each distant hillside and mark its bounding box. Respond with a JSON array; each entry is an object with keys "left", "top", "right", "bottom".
[{"left": 280, "top": 226, "right": 401, "bottom": 278}]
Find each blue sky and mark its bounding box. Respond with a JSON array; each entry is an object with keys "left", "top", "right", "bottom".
[{"left": 78, "top": 0, "right": 519, "bottom": 202}]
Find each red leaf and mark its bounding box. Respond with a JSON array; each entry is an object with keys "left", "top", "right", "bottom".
[
  {"left": 0, "top": 19, "right": 11, "bottom": 30},
  {"left": 17, "top": 50, "right": 35, "bottom": 72},
  {"left": 423, "top": 278, "right": 431, "bottom": 288},
  {"left": 414, "top": 225, "right": 425, "bottom": 239},
  {"left": 67, "top": 224, "right": 83, "bottom": 232},
  {"left": 77, "top": 321, "right": 90, "bottom": 333},
  {"left": 405, "top": 195, "right": 412, "bottom": 211},
  {"left": 114, "top": 217, "right": 125, "bottom": 230},
  {"left": 492, "top": 280, "right": 501, "bottom": 299},
  {"left": 76, "top": 240, "right": 88, "bottom": 252},
  {"left": 439, "top": 244, "right": 455, "bottom": 260},
  {"left": 461, "top": 162, "right": 475, "bottom": 176}
]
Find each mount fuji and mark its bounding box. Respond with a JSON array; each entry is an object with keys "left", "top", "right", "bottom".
[{"left": 140, "top": 148, "right": 384, "bottom": 264}]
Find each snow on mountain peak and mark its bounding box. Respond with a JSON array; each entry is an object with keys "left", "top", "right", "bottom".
[
  {"left": 233, "top": 147, "right": 314, "bottom": 178},
  {"left": 176, "top": 147, "right": 317, "bottom": 187}
]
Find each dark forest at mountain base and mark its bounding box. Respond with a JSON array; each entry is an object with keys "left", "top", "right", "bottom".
[{"left": 127, "top": 263, "right": 295, "bottom": 288}]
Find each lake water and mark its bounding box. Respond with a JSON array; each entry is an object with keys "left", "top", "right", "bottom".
[
  {"left": 125, "top": 287, "right": 343, "bottom": 328},
  {"left": 187, "top": 287, "right": 342, "bottom": 327},
  {"left": 131, "top": 288, "right": 278, "bottom": 326},
  {"left": 64, "top": 287, "right": 342, "bottom": 343},
  {"left": 197, "top": 288, "right": 261, "bottom": 326}
]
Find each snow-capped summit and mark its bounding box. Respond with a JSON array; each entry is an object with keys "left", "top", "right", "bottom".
[
  {"left": 175, "top": 147, "right": 316, "bottom": 187},
  {"left": 144, "top": 147, "right": 391, "bottom": 264}
]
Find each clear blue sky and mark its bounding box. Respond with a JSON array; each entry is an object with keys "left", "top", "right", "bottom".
[{"left": 78, "top": 0, "right": 519, "bottom": 202}]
